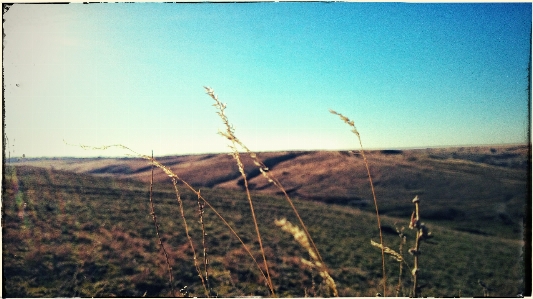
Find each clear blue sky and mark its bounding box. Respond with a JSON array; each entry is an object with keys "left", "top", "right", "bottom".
[{"left": 4, "top": 3, "right": 531, "bottom": 158}]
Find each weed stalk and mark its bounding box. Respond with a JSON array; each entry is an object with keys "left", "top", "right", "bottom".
[
  {"left": 408, "top": 195, "right": 432, "bottom": 297},
  {"left": 204, "top": 86, "right": 337, "bottom": 296},
  {"left": 396, "top": 226, "right": 407, "bottom": 297}
]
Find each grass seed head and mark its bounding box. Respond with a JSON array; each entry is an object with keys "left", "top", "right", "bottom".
[
  {"left": 371, "top": 240, "right": 404, "bottom": 262},
  {"left": 276, "top": 218, "right": 338, "bottom": 296}
]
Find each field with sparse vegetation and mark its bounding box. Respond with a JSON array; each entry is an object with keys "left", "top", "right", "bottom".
[
  {"left": 3, "top": 163, "right": 527, "bottom": 297},
  {"left": 3, "top": 88, "right": 529, "bottom": 297}
]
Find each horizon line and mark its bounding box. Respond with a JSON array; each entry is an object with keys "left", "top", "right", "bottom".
[{"left": 5, "top": 142, "right": 530, "bottom": 161}]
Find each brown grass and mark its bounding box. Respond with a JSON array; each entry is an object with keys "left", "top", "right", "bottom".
[
  {"left": 69, "top": 143, "right": 272, "bottom": 296},
  {"left": 275, "top": 218, "right": 338, "bottom": 296},
  {"left": 56, "top": 88, "right": 526, "bottom": 297}
]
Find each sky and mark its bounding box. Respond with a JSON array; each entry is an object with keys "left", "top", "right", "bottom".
[{"left": 3, "top": 2, "right": 532, "bottom": 158}]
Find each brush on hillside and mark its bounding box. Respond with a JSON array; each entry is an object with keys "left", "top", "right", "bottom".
[{"left": 329, "top": 110, "right": 387, "bottom": 296}]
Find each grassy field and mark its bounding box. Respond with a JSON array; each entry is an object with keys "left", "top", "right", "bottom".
[
  {"left": 14, "top": 144, "right": 529, "bottom": 240},
  {"left": 2, "top": 164, "right": 526, "bottom": 297}
]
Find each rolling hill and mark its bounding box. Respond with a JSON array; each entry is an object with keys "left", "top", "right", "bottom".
[{"left": 12, "top": 144, "right": 530, "bottom": 240}]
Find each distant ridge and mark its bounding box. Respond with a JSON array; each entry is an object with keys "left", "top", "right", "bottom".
[{"left": 12, "top": 144, "right": 529, "bottom": 240}]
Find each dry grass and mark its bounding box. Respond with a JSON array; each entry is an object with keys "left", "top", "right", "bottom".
[
  {"left": 70, "top": 143, "right": 272, "bottom": 296},
  {"left": 275, "top": 218, "right": 338, "bottom": 296},
  {"left": 205, "top": 86, "right": 340, "bottom": 296},
  {"left": 205, "top": 86, "right": 275, "bottom": 295},
  {"left": 66, "top": 93, "right": 423, "bottom": 298},
  {"left": 170, "top": 177, "right": 207, "bottom": 295},
  {"left": 70, "top": 87, "right": 339, "bottom": 297},
  {"left": 3, "top": 162, "right": 526, "bottom": 296},
  {"left": 54, "top": 88, "right": 525, "bottom": 297},
  {"left": 205, "top": 87, "right": 328, "bottom": 268}
]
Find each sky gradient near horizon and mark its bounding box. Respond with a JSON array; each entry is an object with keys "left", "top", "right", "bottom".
[{"left": 4, "top": 3, "right": 532, "bottom": 158}]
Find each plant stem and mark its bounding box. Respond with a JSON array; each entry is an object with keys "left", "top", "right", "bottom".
[
  {"left": 197, "top": 190, "right": 211, "bottom": 297},
  {"left": 149, "top": 151, "right": 175, "bottom": 297},
  {"left": 411, "top": 197, "right": 421, "bottom": 297},
  {"left": 171, "top": 178, "right": 207, "bottom": 295}
]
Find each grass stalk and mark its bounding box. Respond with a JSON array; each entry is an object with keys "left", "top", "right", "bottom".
[
  {"left": 329, "top": 110, "right": 387, "bottom": 296},
  {"left": 171, "top": 178, "right": 208, "bottom": 296},
  {"left": 245, "top": 148, "right": 336, "bottom": 295},
  {"left": 148, "top": 151, "right": 175, "bottom": 297},
  {"left": 164, "top": 163, "right": 271, "bottom": 293},
  {"left": 411, "top": 199, "right": 421, "bottom": 297},
  {"left": 197, "top": 190, "right": 212, "bottom": 297},
  {"left": 247, "top": 151, "right": 326, "bottom": 267},
  {"left": 205, "top": 86, "right": 340, "bottom": 296},
  {"left": 237, "top": 153, "right": 275, "bottom": 295},
  {"left": 205, "top": 87, "right": 275, "bottom": 295}
]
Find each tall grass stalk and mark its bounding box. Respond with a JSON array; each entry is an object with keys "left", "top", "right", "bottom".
[
  {"left": 249, "top": 150, "right": 326, "bottom": 267},
  {"left": 205, "top": 87, "right": 332, "bottom": 295},
  {"left": 329, "top": 110, "right": 387, "bottom": 296},
  {"left": 148, "top": 151, "right": 175, "bottom": 297},
  {"left": 410, "top": 197, "right": 421, "bottom": 297},
  {"left": 205, "top": 87, "right": 275, "bottom": 295}
]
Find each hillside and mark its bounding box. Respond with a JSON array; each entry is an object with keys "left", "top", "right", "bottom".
[
  {"left": 2, "top": 165, "right": 526, "bottom": 297},
  {"left": 13, "top": 144, "right": 530, "bottom": 240}
]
